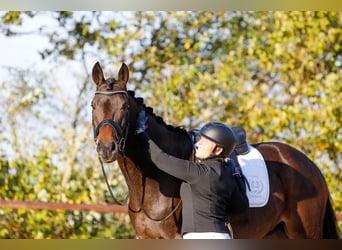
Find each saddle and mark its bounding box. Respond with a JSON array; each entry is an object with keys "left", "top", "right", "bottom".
[
  {"left": 231, "top": 126, "right": 249, "bottom": 155},
  {"left": 227, "top": 126, "right": 249, "bottom": 166},
  {"left": 231, "top": 126, "right": 270, "bottom": 208}
]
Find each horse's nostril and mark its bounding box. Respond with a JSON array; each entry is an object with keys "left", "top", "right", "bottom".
[
  {"left": 97, "top": 140, "right": 104, "bottom": 151},
  {"left": 97, "top": 141, "right": 116, "bottom": 153}
]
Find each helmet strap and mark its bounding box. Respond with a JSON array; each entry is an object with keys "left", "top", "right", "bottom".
[
  {"left": 205, "top": 145, "right": 224, "bottom": 160},
  {"left": 212, "top": 145, "right": 224, "bottom": 156}
]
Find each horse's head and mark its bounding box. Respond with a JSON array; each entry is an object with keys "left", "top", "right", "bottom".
[{"left": 91, "top": 62, "right": 131, "bottom": 163}]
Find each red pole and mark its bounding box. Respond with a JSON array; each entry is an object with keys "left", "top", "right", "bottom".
[
  {"left": 0, "top": 200, "right": 341, "bottom": 221},
  {"left": 336, "top": 213, "right": 342, "bottom": 221},
  {"left": 0, "top": 200, "right": 128, "bottom": 213}
]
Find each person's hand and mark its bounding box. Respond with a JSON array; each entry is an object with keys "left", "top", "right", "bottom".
[{"left": 136, "top": 109, "right": 148, "bottom": 134}]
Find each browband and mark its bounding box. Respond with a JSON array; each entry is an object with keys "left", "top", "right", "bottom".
[{"left": 94, "top": 90, "right": 128, "bottom": 96}]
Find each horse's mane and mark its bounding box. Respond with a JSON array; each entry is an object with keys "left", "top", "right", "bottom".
[{"left": 128, "top": 90, "right": 189, "bottom": 137}]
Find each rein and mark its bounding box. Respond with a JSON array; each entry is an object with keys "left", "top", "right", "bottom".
[
  {"left": 98, "top": 158, "right": 129, "bottom": 206},
  {"left": 122, "top": 154, "right": 182, "bottom": 222},
  {"left": 93, "top": 90, "right": 182, "bottom": 222}
]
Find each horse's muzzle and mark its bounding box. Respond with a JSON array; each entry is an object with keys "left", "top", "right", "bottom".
[{"left": 96, "top": 140, "right": 118, "bottom": 163}]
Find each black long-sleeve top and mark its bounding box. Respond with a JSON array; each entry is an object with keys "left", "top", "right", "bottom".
[{"left": 139, "top": 132, "right": 249, "bottom": 236}]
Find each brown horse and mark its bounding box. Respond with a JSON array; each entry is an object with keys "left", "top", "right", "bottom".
[{"left": 90, "top": 62, "right": 340, "bottom": 239}]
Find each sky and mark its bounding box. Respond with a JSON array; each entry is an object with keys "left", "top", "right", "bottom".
[
  {"left": 0, "top": 12, "right": 90, "bottom": 100},
  {"left": 0, "top": 12, "right": 88, "bottom": 160},
  {"left": 0, "top": 12, "right": 51, "bottom": 69},
  {"left": 0, "top": 33, "right": 44, "bottom": 68}
]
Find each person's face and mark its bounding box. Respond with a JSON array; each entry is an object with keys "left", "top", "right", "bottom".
[{"left": 195, "top": 136, "right": 221, "bottom": 160}]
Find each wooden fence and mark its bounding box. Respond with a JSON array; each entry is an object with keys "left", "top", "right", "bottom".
[
  {"left": 0, "top": 200, "right": 341, "bottom": 221},
  {"left": 0, "top": 200, "right": 128, "bottom": 213}
]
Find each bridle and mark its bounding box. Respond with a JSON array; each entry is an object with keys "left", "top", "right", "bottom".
[
  {"left": 93, "top": 90, "right": 130, "bottom": 152},
  {"left": 92, "top": 90, "right": 130, "bottom": 206},
  {"left": 93, "top": 89, "right": 181, "bottom": 222}
]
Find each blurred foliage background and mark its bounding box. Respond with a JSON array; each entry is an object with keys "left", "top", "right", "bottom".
[{"left": 0, "top": 11, "right": 341, "bottom": 238}]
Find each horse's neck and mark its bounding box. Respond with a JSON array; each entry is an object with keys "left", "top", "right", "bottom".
[
  {"left": 120, "top": 113, "right": 185, "bottom": 198},
  {"left": 127, "top": 99, "right": 192, "bottom": 159},
  {"left": 148, "top": 118, "right": 192, "bottom": 159},
  {"left": 124, "top": 99, "right": 193, "bottom": 171}
]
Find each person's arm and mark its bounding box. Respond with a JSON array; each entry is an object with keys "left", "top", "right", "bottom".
[
  {"left": 227, "top": 160, "right": 249, "bottom": 213},
  {"left": 230, "top": 179, "right": 249, "bottom": 212},
  {"left": 136, "top": 109, "right": 208, "bottom": 182},
  {"left": 138, "top": 132, "right": 208, "bottom": 183}
]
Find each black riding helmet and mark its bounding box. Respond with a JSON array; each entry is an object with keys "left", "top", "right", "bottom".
[{"left": 199, "top": 122, "right": 236, "bottom": 158}]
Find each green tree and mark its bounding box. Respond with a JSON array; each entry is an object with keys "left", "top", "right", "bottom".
[{"left": 0, "top": 154, "right": 135, "bottom": 238}]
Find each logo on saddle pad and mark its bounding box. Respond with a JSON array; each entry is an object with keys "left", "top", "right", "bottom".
[
  {"left": 248, "top": 176, "right": 265, "bottom": 195},
  {"left": 237, "top": 145, "right": 270, "bottom": 208}
]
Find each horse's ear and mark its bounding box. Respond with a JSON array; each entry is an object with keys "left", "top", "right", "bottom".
[
  {"left": 92, "top": 62, "right": 105, "bottom": 86},
  {"left": 118, "top": 63, "right": 129, "bottom": 87}
]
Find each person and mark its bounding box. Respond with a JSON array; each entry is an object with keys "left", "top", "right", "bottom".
[{"left": 135, "top": 110, "right": 249, "bottom": 239}]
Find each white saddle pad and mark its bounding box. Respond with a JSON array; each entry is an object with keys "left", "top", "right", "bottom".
[{"left": 237, "top": 145, "right": 270, "bottom": 207}]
